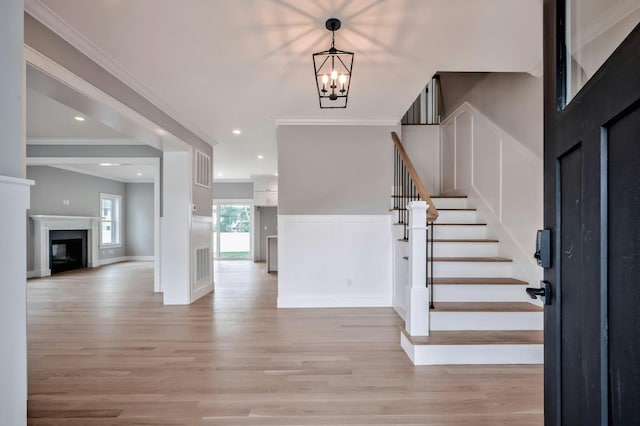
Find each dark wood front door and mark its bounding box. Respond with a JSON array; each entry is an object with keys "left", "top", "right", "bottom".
[{"left": 544, "top": 2, "right": 640, "bottom": 425}]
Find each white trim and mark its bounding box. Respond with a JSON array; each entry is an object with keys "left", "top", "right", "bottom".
[
  {"left": 440, "top": 102, "right": 542, "bottom": 286},
  {"left": 30, "top": 215, "right": 101, "bottom": 277},
  {"left": 277, "top": 296, "right": 390, "bottom": 308},
  {"left": 24, "top": 1, "right": 216, "bottom": 148},
  {"left": 28, "top": 256, "right": 154, "bottom": 278},
  {"left": 0, "top": 175, "right": 34, "bottom": 186},
  {"left": 213, "top": 198, "right": 253, "bottom": 204},
  {"left": 27, "top": 156, "right": 160, "bottom": 166},
  {"left": 278, "top": 215, "right": 390, "bottom": 223},
  {"left": 127, "top": 256, "right": 154, "bottom": 261},
  {"left": 27, "top": 137, "right": 142, "bottom": 145},
  {"left": 99, "top": 192, "right": 122, "bottom": 247},
  {"left": 96, "top": 256, "right": 128, "bottom": 266},
  {"left": 274, "top": 117, "right": 400, "bottom": 126}
]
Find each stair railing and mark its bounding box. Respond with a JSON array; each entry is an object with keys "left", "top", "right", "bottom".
[{"left": 391, "top": 131, "right": 438, "bottom": 310}]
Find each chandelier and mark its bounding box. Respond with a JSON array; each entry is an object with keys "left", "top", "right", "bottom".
[{"left": 312, "top": 18, "right": 354, "bottom": 109}]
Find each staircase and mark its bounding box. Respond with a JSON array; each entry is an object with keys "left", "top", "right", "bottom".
[
  {"left": 390, "top": 133, "right": 543, "bottom": 365},
  {"left": 395, "top": 195, "right": 543, "bottom": 365}
]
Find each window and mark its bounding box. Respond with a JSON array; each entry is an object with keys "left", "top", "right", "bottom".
[{"left": 100, "top": 193, "right": 122, "bottom": 247}]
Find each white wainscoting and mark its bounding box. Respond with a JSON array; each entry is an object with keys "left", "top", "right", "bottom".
[
  {"left": 190, "top": 215, "right": 214, "bottom": 302},
  {"left": 440, "top": 102, "right": 543, "bottom": 285},
  {"left": 277, "top": 215, "right": 392, "bottom": 308},
  {"left": 0, "top": 176, "right": 33, "bottom": 426}
]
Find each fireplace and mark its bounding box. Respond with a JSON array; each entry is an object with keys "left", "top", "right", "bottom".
[
  {"left": 31, "top": 215, "right": 100, "bottom": 277},
  {"left": 49, "top": 230, "right": 87, "bottom": 274}
]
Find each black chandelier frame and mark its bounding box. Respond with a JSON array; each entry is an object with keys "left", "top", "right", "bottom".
[{"left": 312, "top": 18, "right": 354, "bottom": 109}]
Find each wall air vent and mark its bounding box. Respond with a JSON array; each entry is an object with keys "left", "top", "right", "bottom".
[
  {"left": 195, "top": 150, "right": 211, "bottom": 188},
  {"left": 195, "top": 247, "right": 211, "bottom": 282}
]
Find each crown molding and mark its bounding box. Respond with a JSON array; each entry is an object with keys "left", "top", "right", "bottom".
[
  {"left": 27, "top": 138, "right": 143, "bottom": 146},
  {"left": 273, "top": 117, "right": 400, "bottom": 126},
  {"left": 25, "top": 0, "right": 216, "bottom": 147}
]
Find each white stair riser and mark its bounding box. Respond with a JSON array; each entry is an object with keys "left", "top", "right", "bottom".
[
  {"left": 433, "top": 261, "right": 512, "bottom": 278},
  {"left": 436, "top": 210, "right": 482, "bottom": 224},
  {"left": 430, "top": 312, "right": 543, "bottom": 331},
  {"left": 431, "top": 198, "right": 468, "bottom": 209},
  {"left": 433, "top": 284, "right": 530, "bottom": 302},
  {"left": 401, "top": 333, "right": 543, "bottom": 365},
  {"left": 432, "top": 226, "right": 487, "bottom": 239},
  {"left": 429, "top": 242, "right": 498, "bottom": 257}
]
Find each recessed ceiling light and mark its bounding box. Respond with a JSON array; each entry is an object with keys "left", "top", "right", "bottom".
[
  {"left": 258, "top": 155, "right": 264, "bottom": 159},
  {"left": 275, "top": 173, "right": 278, "bottom": 176},
  {"left": 99, "top": 163, "right": 112, "bottom": 166},
  {"left": 74, "top": 116, "right": 85, "bottom": 122},
  {"left": 136, "top": 172, "right": 143, "bottom": 176},
  {"left": 157, "top": 129, "right": 167, "bottom": 136},
  {"left": 232, "top": 129, "right": 241, "bottom": 135}
]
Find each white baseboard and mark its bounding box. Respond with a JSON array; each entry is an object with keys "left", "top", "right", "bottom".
[
  {"left": 192, "top": 281, "right": 213, "bottom": 302},
  {"left": 127, "top": 256, "right": 154, "bottom": 262},
  {"left": 277, "top": 296, "right": 390, "bottom": 308},
  {"left": 27, "top": 269, "right": 48, "bottom": 279},
  {"left": 28, "top": 256, "right": 155, "bottom": 278},
  {"left": 97, "top": 256, "right": 129, "bottom": 266}
]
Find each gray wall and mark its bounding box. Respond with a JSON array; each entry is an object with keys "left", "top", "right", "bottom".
[
  {"left": 278, "top": 125, "right": 396, "bottom": 215},
  {"left": 257, "top": 206, "right": 277, "bottom": 261},
  {"left": 24, "top": 13, "right": 213, "bottom": 215},
  {"left": 0, "top": 2, "right": 24, "bottom": 178},
  {"left": 125, "top": 183, "right": 154, "bottom": 257},
  {"left": 26, "top": 166, "right": 127, "bottom": 269},
  {"left": 440, "top": 72, "right": 543, "bottom": 157},
  {"left": 213, "top": 182, "right": 253, "bottom": 200}
]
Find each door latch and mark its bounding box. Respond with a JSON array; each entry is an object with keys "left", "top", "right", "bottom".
[{"left": 526, "top": 281, "right": 552, "bottom": 305}]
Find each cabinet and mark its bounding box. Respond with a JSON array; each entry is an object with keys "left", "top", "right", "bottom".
[
  {"left": 253, "top": 189, "right": 278, "bottom": 206},
  {"left": 253, "top": 178, "right": 278, "bottom": 206}
]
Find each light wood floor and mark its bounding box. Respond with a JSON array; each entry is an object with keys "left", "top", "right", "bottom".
[{"left": 27, "top": 261, "right": 543, "bottom": 425}]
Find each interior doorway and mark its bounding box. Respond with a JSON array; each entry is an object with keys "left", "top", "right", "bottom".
[{"left": 213, "top": 203, "right": 252, "bottom": 260}]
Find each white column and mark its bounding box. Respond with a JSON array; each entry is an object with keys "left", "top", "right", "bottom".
[
  {"left": 405, "top": 201, "right": 430, "bottom": 336},
  {"left": 0, "top": 1, "right": 28, "bottom": 424},
  {"left": 160, "top": 151, "right": 192, "bottom": 304}
]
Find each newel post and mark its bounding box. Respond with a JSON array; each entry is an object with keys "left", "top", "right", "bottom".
[{"left": 405, "top": 201, "right": 430, "bottom": 336}]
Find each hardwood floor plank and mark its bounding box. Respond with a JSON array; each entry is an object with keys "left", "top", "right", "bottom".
[{"left": 27, "top": 261, "right": 542, "bottom": 425}]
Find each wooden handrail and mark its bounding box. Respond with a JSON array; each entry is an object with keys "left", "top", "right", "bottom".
[{"left": 390, "top": 131, "right": 439, "bottom": 222}]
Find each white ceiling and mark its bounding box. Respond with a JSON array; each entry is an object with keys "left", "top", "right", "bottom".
[
  {"left": 49, "top": 163, "right": 156, "bottom": 183},
  {"left": 29, "top": 0, "right": 543, "bottom": 180},
  {"left": 26, "top": 87, "right": 129, "bottom": 140}
]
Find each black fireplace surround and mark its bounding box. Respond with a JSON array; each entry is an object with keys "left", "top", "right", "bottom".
[{"left": 49, "top": 230, "right": 87, "bottom": 274}]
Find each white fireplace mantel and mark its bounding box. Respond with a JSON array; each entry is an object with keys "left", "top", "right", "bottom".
[{"left": 31, "top": 215, "right": 100, "bottom": 277}]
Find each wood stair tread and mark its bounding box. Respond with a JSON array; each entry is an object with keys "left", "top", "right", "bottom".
[
  {"left": 432, "top": 277, "right": 528, "bottom": 285},
  {"left": 431, "top": 302, "right": 542, "bottom": 312},
  {"left": 402, "top": 329, "right": 543, "bottom": 346},
  {"left": 428, "top": 257, "right": 513, "bottom": 262}
]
